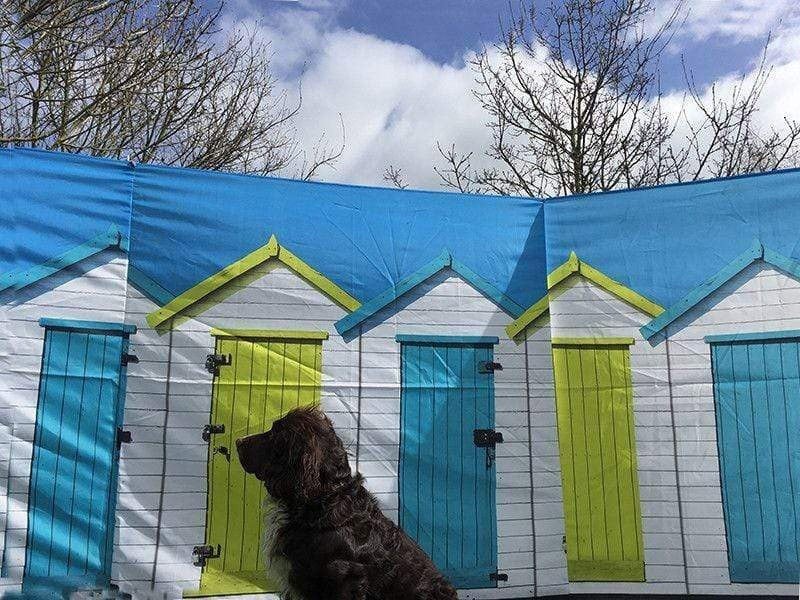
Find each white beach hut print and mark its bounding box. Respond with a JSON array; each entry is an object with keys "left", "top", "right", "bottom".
[
  {"left": 139, "top": 234, "right": 361, "bottom": 597},
  {"left": 507, "top": 251, "right": 687, "bottom": 595},
  {"left": 641, "top": 241, "right": 800, "bottom": 595},
  {"left": 0, "top": 226, "right": 142, "bottom": 597},
  {"left": 335, "top": 249, "right": 540, "bottom": 598}
]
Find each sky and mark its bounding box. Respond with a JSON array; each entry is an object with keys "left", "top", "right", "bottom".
[{"left": 221, "top": 0, "right": 800, "bottom": 190}]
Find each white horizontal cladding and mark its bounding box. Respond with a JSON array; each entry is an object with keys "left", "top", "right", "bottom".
[
  {"left": 659, "top": 260, "right": 800, "bottom": 595},
  {"left": 547, "top": 274, "right": 685, "bottom": 592},
  {"left": 356, "top": 269, "right": 535, "bottom": 597},
  {"left": 521, "top": 317, "right": 568, "bottom": 593},
  {"left": 0, "top": 424, "right": 11, "bottom": 584},
  {"left": 110, "top": 285, "right": 170, "bottom": 591},
  {"left": 0, "top": 249, "right": 130, "bottom": 591},
  {"left": 12, "top": 238, "right": 797, "bottom": 599}
]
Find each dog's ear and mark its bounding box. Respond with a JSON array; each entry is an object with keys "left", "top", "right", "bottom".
[
  {"left": 318, "top": 424, "right": 351, "bottom": 483},
  {"left": 295, "top": 418, "right": 350, "bottom": 501},
  {"left": 297, "top": 436, "right": 324, "bottom": 500}
]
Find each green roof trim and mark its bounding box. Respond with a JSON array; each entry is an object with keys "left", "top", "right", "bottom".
[
  {"left": 210, "top": 328, "right": 329, "bottom": 340},
  {"left": 146, "top": 235, "right": 361, "bottom": 329},
  {"left": 641, "top": 241, "right": 800, "bottom": 340},
  {"left": 552, "top": 337, "right": 635, "bottom": 347},
  {"left": 335, "top": 250, "right": 525, "bottom": 335},
  {"left": 505, "top": 295, "right": 550, "bottom": 339},
  {"left": 506, "top": 252, "right": 664, "bottom": 338}
]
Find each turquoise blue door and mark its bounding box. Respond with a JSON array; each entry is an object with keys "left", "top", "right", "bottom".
[
  {"left": 24, "top": 319, "right": 135, "bottom": 596},
  {"left": 398, "top": 335, "right": 498, "bottom": 589},
  {"left": 708, "top": 331, "right": 800, "bottom": 583}
]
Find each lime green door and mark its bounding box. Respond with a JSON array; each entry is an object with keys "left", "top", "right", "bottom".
[
  {"left": 552, "top": 338, "right": 644, "bottom": 582},
  {"left": 197, "top": 331, "right": 324, "bottom": 596}
]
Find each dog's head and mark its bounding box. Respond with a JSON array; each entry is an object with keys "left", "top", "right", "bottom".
[{"left": 236, "top": 406, "right": 351, "bottom": 504}]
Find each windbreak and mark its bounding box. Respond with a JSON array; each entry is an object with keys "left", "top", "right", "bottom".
[{"left": 0, "top": 147, "right": 797, "bottom": 599}]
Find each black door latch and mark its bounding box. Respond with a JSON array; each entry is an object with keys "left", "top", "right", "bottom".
[
  {"left": 474, "top": 429, "right": 504, "bottom": 447},
  {"left": 474, "top": 429, "right": 504, "bottom": 469},
  {"left": 489, "top": 571, "right": 508, "bottom": 582},
  {"left": 213, "top": 445, "right": 230, "bottom": 462},
  {"left": 478, "top": 361, "right": 503, "bottom": 373},
  {"left": 116, "top": 427, "right": 133, "bottom": 449},
  {"left": 121, "top": 353, "right": 139, "bottom": 366},
  {"left": 202, "top": 423, "right": 225, "bottom": 442},
  {"left": 205, "top": 353, "right": 232, "bottom": 375},
  {"left": 192, "top": 544, "right": 221, "bottom": 567}
]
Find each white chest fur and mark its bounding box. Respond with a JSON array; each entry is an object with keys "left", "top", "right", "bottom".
[{"left": 262, "top": 497, "right": 293, "bottom": 597}]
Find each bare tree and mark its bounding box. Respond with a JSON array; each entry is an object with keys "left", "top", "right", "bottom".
[
  {"left": 382, "top": 164, "right": 408, "bottom": 189},
  {"left": 0, "top": 0, "right": 342, "bottom": 177},
  {"left": 435, "top": 0, "right": 800, "bottom": 197},
  {"left": 673, "top": 48, "right": 800, "bottom": 181}
]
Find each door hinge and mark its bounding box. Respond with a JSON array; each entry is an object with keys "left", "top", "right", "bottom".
[
  {"left": 192, "top": 544, "right": 221, "bottom": 567},
  {"left": 474, "top": 429, "right": 503, "bottom": 469},
  {"left": 562, "top": 534, "right": 567, "bottom": 554},
  {"left": 202, "top": 423, "right": 225, "bottom": 442},
  {"left": 116, "top": 427, "right": 133, "bottom": 448},
  {"left": 489, "top": 571, "right": 508, "bottom": 582},
  {"left": 205, "top": 353, "right": 232, "bottom": 375},
  {"left": 478, "top": 360, "right": 503, "bottom": 374},
  {"left": 121, "top": 353, "right": 139, "bottom": 366}
]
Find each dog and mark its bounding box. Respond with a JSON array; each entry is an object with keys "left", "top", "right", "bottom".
[{"left": 236, "top": 406, "right": 458, "bottom": 600}]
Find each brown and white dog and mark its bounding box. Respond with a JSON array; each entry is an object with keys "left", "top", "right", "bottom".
[{"left": 236, "top": 406, "right": 458, "bottom": 600}]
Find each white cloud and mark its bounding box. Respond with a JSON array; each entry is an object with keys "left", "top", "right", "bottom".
[
  {"left": 663, "top": 13, "right": 800, "bottom": 133},
  {"left": 220, "top": 0, "right": 340, "bottom": 76},
  {"left": 645, "top": 2, "right": 800, "bottom": 149},
  {"left": 220, "top": 1, "right": 493, "bottom": 190},
  {"left": 749, "top": 41, "right": 800, "bottom": 128},
  {"left": 654, "top": 0, "right": 799, "bottom": 45},
  {"left": 222, "top": 1, "right": 800, "bottom": 191},
  {"left": 286, "top": 30, "right": 494, "bottom": 189}
]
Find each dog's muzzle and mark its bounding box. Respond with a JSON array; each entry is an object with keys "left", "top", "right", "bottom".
[{"left": 235, "top": 431, "right": 271, "bottom": 475}]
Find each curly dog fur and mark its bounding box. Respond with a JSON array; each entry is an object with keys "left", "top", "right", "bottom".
[{"left": 236, "top": 407, "right": 458, "bottom": 600}]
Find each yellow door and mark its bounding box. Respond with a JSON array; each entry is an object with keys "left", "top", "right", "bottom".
[
  {"left": 194, "top": 330, "right": 324, "bottom": 596},
  {"left": 552, "top": 338, "right": 644, "bottom": 582}
]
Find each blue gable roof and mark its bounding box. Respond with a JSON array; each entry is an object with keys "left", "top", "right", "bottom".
[
  {"left": 0, "top": 225, "right": 125, "bottom": 292},
  {"left": 641, "top": 242, "right": 800, "bottom": 340},
  {"left": 0, "top": 214, "right": 174, "bottom": 307},
  {"left": 335, "top": 249, "right": 526, "bottom": 335},
  {"left": 6, "top": 147, "right": 800, "bottom": 317},
  {"left": 1, "top": 148, "right": 548, "bottom": 311},
  {"left": 545, "top": 167, "right": 800, "bottom": 309},
  {"left": 130, "top": 161, "right": 547, "bottom": 311},
  {"left": 0, "top": 148, "right": 132, "bottom": 278}
]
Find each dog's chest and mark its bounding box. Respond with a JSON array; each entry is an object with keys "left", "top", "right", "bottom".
[{"left": 262, "top": 498, "right": 293, "bottom": 595}]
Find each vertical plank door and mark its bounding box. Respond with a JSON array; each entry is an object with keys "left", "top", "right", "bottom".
[
  {"left": 552, "top": 338, "right": 645, "bottom": 582},
  {"left": 197, "top": 332, "right": 324, "bottom": 596},
  {"left": 709, "top": 333, "right": 800, "bottom": 583},
  {"left": 24, "top": 319, "right": 134, "bottom": 597},
  {"left": 399, "top": 337, "right": 498, "bottom": 589}
]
